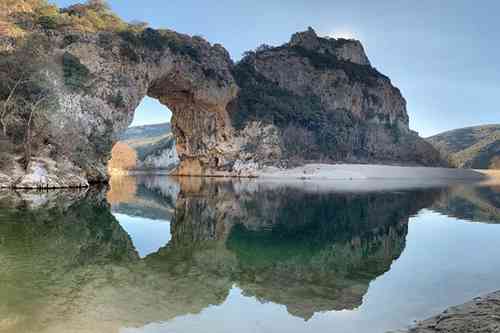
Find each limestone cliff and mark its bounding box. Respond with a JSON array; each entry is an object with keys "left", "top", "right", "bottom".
[
  {"left": 231, "top": 28, "right": 443, "bottom": 166},
  {"left": 0, "top": 3, "right": 444, "bottom": 188}
]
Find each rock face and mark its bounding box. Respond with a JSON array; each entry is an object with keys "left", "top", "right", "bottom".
[
  {"left": 393, "top": 291, "right": 500, "bottom": 333},
  {"left": 231, "top": 28, "right": 444, "bottom": 167},
  {"left": 0, "top": 5, "right": 445, "bottom": 188},
  {"left": 139, "top": 139, "right": 179, "bottom": 171},
  {"left": 290, "top": 27, "right": 371, "bottom": 66}
]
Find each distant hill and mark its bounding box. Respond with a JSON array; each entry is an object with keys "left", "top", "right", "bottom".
[
  {"left": 427, "top": 125, "right": 500, "bottom": 169},
  {"left": 119, "top": 123, "right": 172, "bottom": 142},
  {"left": 109, "top": 123, "right": 179, "bottom": 173}
]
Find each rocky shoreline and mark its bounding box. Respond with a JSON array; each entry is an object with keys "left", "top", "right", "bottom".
[{"left": 392, "top": 291, "right": 500, "bottom": 333}]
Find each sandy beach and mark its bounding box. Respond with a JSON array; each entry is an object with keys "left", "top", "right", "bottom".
[{"left": 260, "top": 163, "right": 486, "bottom": 181}]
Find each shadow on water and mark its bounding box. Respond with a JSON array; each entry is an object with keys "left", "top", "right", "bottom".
[{"left": 0, "top": 177, "right": 498, "bottom": 332}]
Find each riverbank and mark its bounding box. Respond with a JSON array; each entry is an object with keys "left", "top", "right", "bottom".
[
  {"left": 391, "top": 290, "right": 500, "bottom": 332},
  {"left": 2, "top": 163, "right": 488, "bottom": 189},
  {"left": 259, "top": 164, "right": 485, "bottom": 181}
]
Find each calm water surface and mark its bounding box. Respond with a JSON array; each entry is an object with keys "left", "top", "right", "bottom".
[{"left": 0, "top": 176, "right": 499, "bottom": 333}]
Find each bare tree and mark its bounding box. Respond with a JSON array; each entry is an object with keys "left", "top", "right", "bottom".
[
  {"left": 0, "top": 34, "right": 50, "bottom": 134},
  {"left": 21, "top": 89, "right": 57, "bottom": 169},
  {"left": 0, "top": 34, "right": 57, "bottom": 169},
  {"left": 0, "top": 66, "right": 32, "bottom": 137}
]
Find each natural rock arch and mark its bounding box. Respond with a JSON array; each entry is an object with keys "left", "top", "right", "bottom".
[{"left": 46, "top": 29, "right": 239, "bottom": 184}]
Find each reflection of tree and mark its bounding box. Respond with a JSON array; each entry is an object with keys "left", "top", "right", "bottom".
[
  {"left": 108, "top": 142, "right": 137, "bottom": 172},
  {"left": 107, "top": 175, "right": 177, "bottom": 220},
  {"left": 106, "top": 175, "right": 137, "bottom": 204},
  {"left": 0, "top": 195, "right": 138, "bottom": 333}
]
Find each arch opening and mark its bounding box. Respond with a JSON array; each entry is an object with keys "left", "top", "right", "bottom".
[{"left": 108, "top": 97, "right": 178, "bottom": 175}]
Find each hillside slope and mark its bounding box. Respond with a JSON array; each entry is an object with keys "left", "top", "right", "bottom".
[
  {"left": 119, "top": 123, "right": 171, "bottom": 142},
  {"left": 427, "top": 125, "right": 500, "bottom": 169}
]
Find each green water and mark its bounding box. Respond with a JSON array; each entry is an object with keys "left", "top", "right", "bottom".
[{"left": 0, "top": 176, "right": 499, "bottom": 333}]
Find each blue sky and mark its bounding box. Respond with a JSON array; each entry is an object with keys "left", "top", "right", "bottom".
[{"left": 54, "top": 0, "right": 500, "bottom": 136}]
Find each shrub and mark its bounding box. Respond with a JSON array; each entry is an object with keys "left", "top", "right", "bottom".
[
  {"left": 57, "top": 1, "right": 127, "bottom": 32},
  {"left": 385, "top": 122, "right": 401, "bottom": 143},
  {"left": 202, "top": 67, "right": 222, "bottom": 81},
  {"left": 231, "top": 61, "right": 324, "bottom": 131},
  {"left": 119, "top": 43, "right": 140, "bottom": 62},
  {"left": 63, "top": 34, "right": 80, "bottom": 47},
  {"left": 118, "top": 30, "right": 142, "bottom": 47},
  {"left": 119, "top": 28, "right": 200, "bottom": 61},
  {"left": 256, "top": 44, "right": 272, "bottom": 52},
  {"left": 62, "top": 52, "right": 91, "bottom": 90},
  {"left": 97, "top": 32, "right": 113, "bottom": 47},
  {"left": 85, "top": 0, "right": 110, "bottom": 12},
  {"left": 38, "top": 15, "right": 59, "bottom": 29},
  {"left": 109, "top": 91, "right": 126, "bottom": 108},
  {"left": 141, "top": 28, "right": 165, "bottom": 51}
]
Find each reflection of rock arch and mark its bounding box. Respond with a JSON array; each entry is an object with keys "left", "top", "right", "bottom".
[
  {"left": 0, "top": 189, "right": 230, "bottom": 333},
  {"left": 0, "top": 181, "right": 440, "bottom": 331}
]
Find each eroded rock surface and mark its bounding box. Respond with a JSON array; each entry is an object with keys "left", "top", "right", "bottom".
[{"left": 393, "top": 291, "right": 500, "bottom": 333}]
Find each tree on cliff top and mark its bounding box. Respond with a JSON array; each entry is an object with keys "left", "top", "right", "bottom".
[
  {"left": 2, "top": 0, "right": 131, "bottom": 35},
  {"left": 85, "top": 0, "right": 110, "bottom": 12}
]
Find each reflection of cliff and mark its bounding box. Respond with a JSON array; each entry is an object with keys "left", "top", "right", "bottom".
[
  {"left": 431, "top": 185, "right": 500, "bottom": 223},
  {"left": 107, "top": 175, "right": 178, "bottom": 220},
  {"left": 171, "top": 180, "right": 440, "bottom": 320},
  {"left": 0, "top": 179, "right": 440, "bottom": 332},
  {"left": 0, "top": 190, "right": 230, "bottom": 333},
  {"left": 0, "top": 193, "right": 139, "bottom": 333}
]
